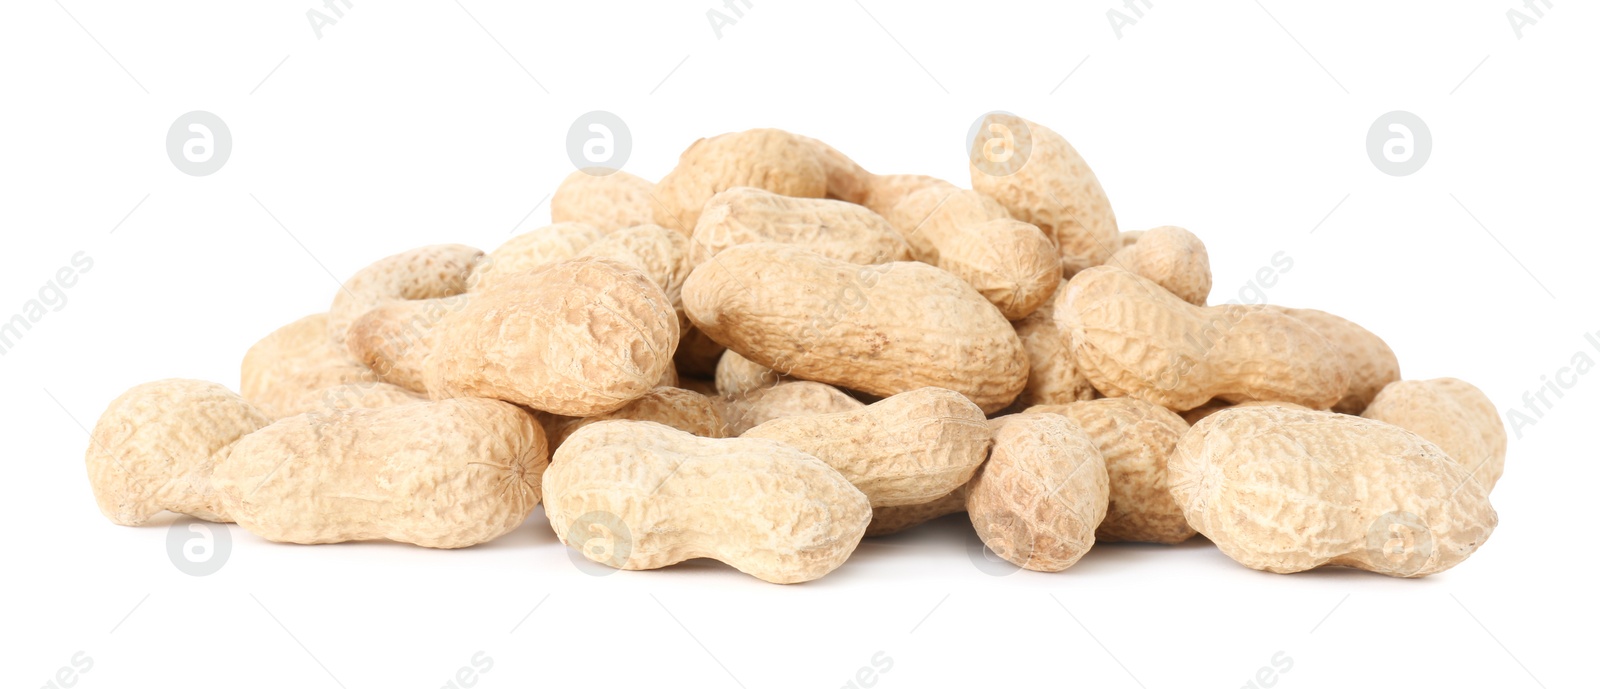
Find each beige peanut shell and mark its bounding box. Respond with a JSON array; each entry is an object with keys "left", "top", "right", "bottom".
[
  {"left": 715, "top": 349, "right": 788, "bottom": 398},
  {"left": 969, "top": 113, "right": 1119, "bottom": 275},
  {"left": 1012, "top": 282, "right": 1098, "bottom": 407},
  {"left": 859, "top": 173, "right": 953, "bottom": 221},
  {"left": 719, "top": 380, "right": 865, "bottom": 436},
  {"left": 544, "top": 420, "right": 871, "bottom": 584},
  {"left": 1169, "top": 406, "right": 1497, "bottom": 577},
  {"left": 578, "top": 224, "right": 692, "bottom": 313},
  {"left": 865, "top": 487, "right": 968, "bottom": 537},
  {"left": 742, "top": 387, "right": 991, "bottom": 507},
  {"left": 1108, "top": 226, "right": 1212, "bottom": 306},
  {"left": 888, "top": 186, "right": 1060, "bottom": 320},
  {"left": 546, "top": 386, "right": 728, "bottom": 450},
  {"left": 425, "top": 257, "right": 679, "bottom": 416},
  {"left": 967, "top": 413, "right": 1109, "bottom": 571},
  {"left": 86, "top": 380, "right": 273, "bottom": 525},
  {"left": 1268, "top": 306, "right": 1401, "bottom": 414},
  {"left": 241, "top": 313, "right": 381, "bottom": 419},
  {"left": 1057, "top": 266, "right": 1348, "bottom": 411},
  {"left": 470, "top": 222, "right": 603, "bottom": 293},
  {"left": 215, "top": 398, "right": 548, "bottom": 548},
  {"left": 1363, "top": 378, "right": 1506, "bottom": 491},
  {"left": 691, "top": 187, "right": 910, "bottom": 266},
  {"left": 1180, "top": 399, "right": 1309, "bottom": 426},
  {"left": 796, "top": 134, "right": 874, "bottom": 204},
  {"left": 345, "top": 295, "right": 470, "bottom": 392},
  {"left": 653, "top": 129, "right": 827, "bottom": 232},
  {"left": 683, "top": 243, "right": 1028, "bottom": 413},
  {"left": 551, "top": 169, "right": 657, "bottom": 233},
  {"left": 327, "top": 244, "right": 483, "bottom": 348},
  {"left": 1025, "top": 398, "right": 1193, "bottom": 544}
]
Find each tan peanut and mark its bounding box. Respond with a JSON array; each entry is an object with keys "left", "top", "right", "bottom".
[
  {"left": 1267, "top": 306, "right": 1400, "bottom": 414},
  {"left": 1362, "top": 378, "right": 1506, "bottom": 491},
  {"left": 545, "top": 386, "right": 728, "bottom": 450},
  {"left": 1180, "top": 399, "right": 1308, "bottom": 425},
  {"left": 551, "top": 169, "right": 656, "bottom": 233},
  {"left": 1108, "top": 226, "right": 1212, "bottom": 306},
  {"left": 715, "top": 349, "right": 788, "bottom": 398},
  {"left": 967, "top": 413, "right": 1109, "bottom": 571},
  {"left": 865, "top": 487, "right": 968, "bottom": 537},
  {"left": 1012, "top": 282, "right": 1098, "bottom": 407},
  {"left": 1057, "top": 266, "right": 1348, "bottom": 411},
  {"left": 544, "top": 420, "right": 871, "bottom": 584},
  {"left": 327, "top": 244, "right": 484, "bottom": 348},
  {"left": 215, "top": 398, "right": 548, "bottom": 548},
  {"left": 242, "top": 313, "right": 381, "bottom": 419},
  {"left": 691, "top": 187, "right": 910, "bottom": 266},
  {"left": 887, "top": 186, "right": 1061, "bottom": 320},
  {"left": 86, "top": 380, "right": 272, "bottom": 525},
  {"left": 653, "top": 129, "right": 827, "bottom": 232},
  {"left": 796, "top": 134, "right": 873, "bottom": 204},
  {"left": 742, "top": 387, "right": 990, "bottom": 507},
  {"left": 579, "top": 223, "right": 692, "bottom": 314},
  {"left": 345, "top": 295, "right": 469, "bottom": 392},
  {"left": 1169, "top": 406, "right": 1497, "bottom": 577},
  {"left": 719, "top": 380, "right": 865, "bottom": 435},
  {"left": 424, "top": 257, "right": 679, "bottom": 416},
  {"left": 1024, "top": 398, "right": 1192, "bottom": 544},
  {"left": 470, "top": 222, "right": 603, "bottom": 293},
  {"left": 859, "top": 173, "right": 953, "bottom": 221},
  {"left": 683, "top": 243, "right": 1028, "bottom": 413},
  {"left": 969, "top": 113, "right": 1119, "bottom": 274}
]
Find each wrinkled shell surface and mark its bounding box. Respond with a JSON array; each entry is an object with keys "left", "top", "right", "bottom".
[
  {"left": 691, "top": 187, "right": 910, "bottom": 266},
  {"left": 859, "top": 174, "right": 953, "bottom": 221},
  {"left": 1058, "top": 266, "right": 1348, "bottom": 411},
  {"left": 544, "top": 421, "right": 871, "bottom": 584},
  {"left": 1181, "top": 399, "right": 1309, "bottom": 425},
  {"left": 87, "top": 380, "right": 274, "bottom": 525},
  {"left": 684, "top": 243, "right": 1028, "bottom": 413},
  {"left": 241, "top": 313, "right": 380, "bottom": 419},
  {"left": 742, "top": 387, "right": 991, "bottom": 507},
  {"left": 1363, "top": 378, "right": 1506, "bottom": 491},
  {"left": 716, "top": 349, "right": 788, "bottom": 398},
  {"left": 1270, "top": 306, "right": 1401, "bottom": 415},
  {"left": 1026, "top": 398, "right": 1193, "bottom": 544},
  {"left": 215, "top": 398, "right": 547, "bottom": 548},
  {"left": 967, "top": 413, "right": 1109, "bottom": 571},
  {"left": 426, "top": 258, "right": 679, "bottom": 416},
  {"left": 652, "top": 129, "right": 827, "bottom": 232},
  {"left": 719, "top": 381, "right": 865, "bottom": 436},
  {"left": 579, "top": 224, "right": 692, "bottom": 315},
  {"left": 1012, "top": 282, "right": 1098, "bottom": 407},
  {"left": 969, "top": 113, "right": 1119, "bottom": 274},
  {"left": 1108, "top": 226, "right": 1212, "bottom": 306},
  {"left": 797, "top": 134, "right": 873, "bottom": 204},
  {"left": 865, "top": 488, "right": 968, "bottom": 537},
  {"left": 345, "top": 295, "right": 471, "bottom": 392},
  {"left": 547, "top": 386, "right": 728, "bottom": 450},
  {"left": 328, "top": 244, "right": 483, "bottom": 347},
  {"left": 471, "top": 222, "right": 604, "bottom": 293},
  {"left": 889, "top": 186, "right": 1060, "bottom": 320},
  {"left": 1169, "top": 406, "right": 1497, "bottom": 576},
  {"left": 551, "top": 169, "right": 657, "bottom": 233}
]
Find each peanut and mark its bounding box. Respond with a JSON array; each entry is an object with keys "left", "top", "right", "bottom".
[
  {"left": 1362, "top": 378, "right": 1506, "bottom": 491},
  {"left": 1168, "top": 406, "right": 1497, "bottom": 576},
  {"left": 1011, "top": 282, "right": 1098, "bottom": 407},
  {"left": 86, "top": 379, "right": 272, "bottom": 525},
  {"left": 742, "top": 387, "right": 990, "bottom": 507},
  {"left": 796, "top": 134, "right": 873, "bottom": 204},
  {"left": 683, "top": 243, "right": 1028, "bottom": 413},
  {"left": 887, "top": 186, "right": 1061, "bottom": 320},
  {"left": 1267, "top": 306, "right": 1400, "bottom": 414},
  {"left": 424, "top": 257, "right": 679, "bottom": 416},
  {"left": 1024, "top": 398, "right": 1192, "bottom": 544},
  {"left": 969, "top": 113, "right": 1119, "bottom": 275},
  {"left": 327, "top": 244, "right": 483, "bottom": 348},
  {"left": 715, "top": 348, "right": 788, "bottom": 398},
  {"left": 719, "top": 380, "right": 865, "bottom": 436},
  {"left": 469, "top": 222, "right": 603, "bottom": 293},
  {"left": 241, "top": 313, "right": 381, "bottom": 418},
  {"left": 545, "top": 386, "right": 728, "bottom": 450},
  {"left": 345, "top": 296, "right": 468, "bottom": 392},
  {"left": 653, "top": 129, "right": 826, "bottom": 232},
  {"left": 551, "top": 169, "right": 656, "bottom": 233},
  {"left": 691, "top": 187, "right": 910, "bottom": 266},
  {"left": 1180, "top": 399, "right": 1308, "bottom": 425},
  {"left": 543, "top": 420, "right": 871, "bottom": 584},
  {"left": 865, "top": 487, "right": 967, "bottom": 537},
  {"left": 1057, "top": 266, "right": 1348, "bottom": 411},
  {"left": 215, "top": 398, "right": 548, "bottom": 548},
  {"left": 1108, "top": 226, "right": 1211, "bottom": 306},
  {"left": 578, "top": 223, "right": 693, "bottom": 320},
  {"left": 967, "top": 413, "right": 1109, "bottom": 571}
]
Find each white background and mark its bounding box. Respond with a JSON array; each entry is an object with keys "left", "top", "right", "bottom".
[{"left": 3, "top": 1, "right": 1595, "bottom": 686}]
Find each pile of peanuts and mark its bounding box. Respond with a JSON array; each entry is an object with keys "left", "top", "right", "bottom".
[{"left": 85, "top": 113, "right": 1503, "bottom": 583}]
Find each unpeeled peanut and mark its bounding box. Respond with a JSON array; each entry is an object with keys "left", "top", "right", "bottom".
[
  {"left": 691, "top": 187, "right": 910, "bottom": 266},
  {"left": 1268, "top": 306, "right": 1400, "bottom": 414},
  {"left": 1011, "top": 281, "right": 1097, "bottom": 407},
  {"left": 718, "top": 380, "right": 865, "bottom": 435},
  {"left": 653, "top": 129, "right": 827, "bottom": 232},
  {"left": 887, "top": 186, "right": 1061, "bottom": 320},
  {"left": 1108, "top": 226, "right": 1211, "bottom": 306},
  {"left": 966, "top": 413, "right": 1109, "bottom": 571},
  {"left": 551, "top": 169, "right": 657, "bottom": 233},
  {"left": 241, "top": 313, "right": 382, "bottom": 418},
  {"left": 327, "top": 244, "right": 484, "bottom": 347},
  {"left": 1363, "top": 378, "right": 1506, "bottom": 491}
]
